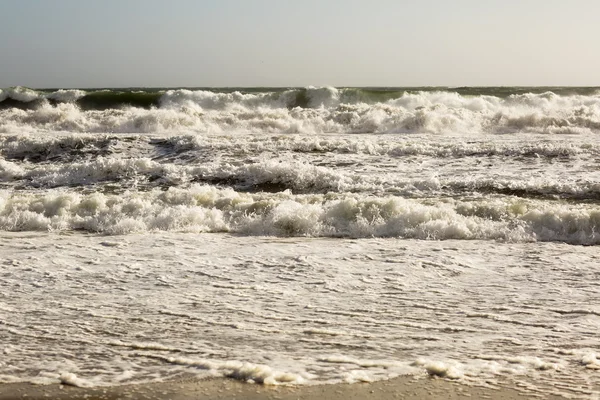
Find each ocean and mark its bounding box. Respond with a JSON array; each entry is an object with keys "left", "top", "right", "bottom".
[{"left": 1, "top": 86, "right": 599, "bottom": 397}]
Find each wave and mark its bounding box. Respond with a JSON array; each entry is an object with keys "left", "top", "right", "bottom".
[
  {"left": 8, "top": 157, "right": 348, "bottom": 194},
  {"left": 1, "top": 186, "right": 599, "bottom": 244},
  {"left": 158, "top": 135, "right": 597, "bottom": 159},
  {"left": 1, "top": 87, "right": 600, "bottom": 134},
  {"left": 0, "top": 87, "right": 345, "bottom": 110},
  {"left": 3, "top": 134, "right": 595, "bottom": 164},
  {"left": 4, "top": 151, "right": 600, "bottom": 201},
  {"left": 0, "top": 87, "right": 88, "bottom": 108},
  {"left": 2, "top": 86, "right": 599, "bottom": 109},
  {"left": 0, "top": 93, "right": 600, "bottom": 134}
]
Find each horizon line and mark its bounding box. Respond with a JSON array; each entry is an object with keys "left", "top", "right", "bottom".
[{"left": 4, "top": 85, "right": 600, "bottom": 91}]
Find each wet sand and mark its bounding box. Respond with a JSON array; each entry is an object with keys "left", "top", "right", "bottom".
[{"left": 0, "top": 377, "right": 569, "bottom": 400}]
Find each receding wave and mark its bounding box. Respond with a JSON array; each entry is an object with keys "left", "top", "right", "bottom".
[{"left": 2, "top": 134, "right": 595, "bottom": 163}]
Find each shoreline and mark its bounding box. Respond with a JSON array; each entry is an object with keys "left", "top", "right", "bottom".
[{"left": 0, "top": 377, "right": 570, "bottom": 400}]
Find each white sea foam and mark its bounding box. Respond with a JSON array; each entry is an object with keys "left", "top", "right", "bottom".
[
  {"left": 46, "top": 89, "right": 87, "bottom": 103},
  {"left": 1, "top": 186, "right": 599, "bottom": 243},
  {"left": 0, "top": 159, "right": 25, "bottom": 180},
  {"left": 1, "top": 232, "right": 598, "bottom": 397},
  {"left": 59, "top": 373, "right": 94, "bottom": 388},
  {"left": 163, "top": 357, "right": 307, "bottom": 385},
  {"left": 0, "top": 87, "right": 87, "bottom": 104},
  {"left": 0, "top": 87, "right": 40, "bottom": 102},
  {"left": 581, "top": 353, "right": 600, "bottom": 370}
]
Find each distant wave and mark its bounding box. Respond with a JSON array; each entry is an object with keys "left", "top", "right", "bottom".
[
  {"left": 2, "top": 86, "right": 600, "bottom": 109},
  {"left": 1, "top": 86, "right": 600, "bottom": 134},
  {"left": 1, "top": 86, "right": 600, "bottom": 135}
]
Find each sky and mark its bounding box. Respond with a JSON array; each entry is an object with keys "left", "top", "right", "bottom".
[{"left": 1, "top": 0, "right": 599, "bottom": 88}]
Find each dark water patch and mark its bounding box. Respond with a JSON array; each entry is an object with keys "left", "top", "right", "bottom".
[
  {"left": 2, "top": 138, "right": 111, "bottom": 162},
  {"left": 189, "top": 174, "right": 335, "bottom": 194},
  {"left": 449, "top": 182, "right": 600, "bottom": 201},
  {"left": 286, "top": 89, "right": 310, "bottom": 108},
  {"left": 0, "top": 136, "right": 142, "bottom": 163},
  {"left": 0, "top": 98, "right": 48, "bottom": 110},
  {"left": 189, "top": 176, "right": 290, "bottom": 193},
  {"left": 76, "top": 91, "right": 162, "bottom": 110},
  {"left": 241, "top": 181, "right": 292, "bottom": 193}
]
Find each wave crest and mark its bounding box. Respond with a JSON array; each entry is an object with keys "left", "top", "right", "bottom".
[
  {"left": 1, "top": 88, "right": 599, "bottom": 134},
  {"left": 1, "top": 187, "right": 600, "bottom": 244}
]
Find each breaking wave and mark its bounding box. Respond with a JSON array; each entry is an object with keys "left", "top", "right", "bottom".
[
  {"left": 1, "top": 186, "right": 600, "bottom": 244},
  {"left": 1, "top": 87, "right": 600, "bottom": 134}
]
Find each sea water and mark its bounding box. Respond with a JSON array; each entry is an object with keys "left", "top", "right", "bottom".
[{"left": 1, "top": 86, "right": 599, "bottom": 397}]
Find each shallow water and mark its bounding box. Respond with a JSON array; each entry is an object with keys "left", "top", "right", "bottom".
[{"left": 1, "top": 233, "right": 599, "bottom": 398}]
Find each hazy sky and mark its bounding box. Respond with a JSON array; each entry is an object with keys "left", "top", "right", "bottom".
[{"left": 1, "top": 0, "right": 599, "bottom": 88}]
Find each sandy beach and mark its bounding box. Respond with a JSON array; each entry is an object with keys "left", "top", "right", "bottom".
[{"left": 0, "top": 376, "right": 573, "bottom": 400}]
